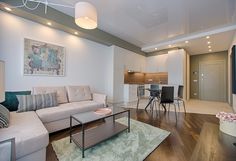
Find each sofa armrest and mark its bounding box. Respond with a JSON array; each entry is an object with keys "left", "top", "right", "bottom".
[{"left": 92, "top": 93, "right": 107, "bottom": 107}]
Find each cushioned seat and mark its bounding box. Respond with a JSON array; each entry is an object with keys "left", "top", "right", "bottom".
[
  {"left": 36, "top": 101, "right": 104, "bottom": 123},
  {"left": 0, "top": 111, "right": 49, "bottom": 160}
]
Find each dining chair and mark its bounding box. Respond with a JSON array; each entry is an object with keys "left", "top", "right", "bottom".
[
  {"left": 160, "top": 86, "right": 177, "bottom": 118},
  {"left": 174, "top": 85, "right": 186, "bottom": 114},
  {"left": 136, "top": 85, "right": 145, "bottom": 110}
]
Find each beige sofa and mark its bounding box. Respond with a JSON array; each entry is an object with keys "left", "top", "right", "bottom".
[{"left": 0, "top": 85, "right": 107, "bottom": 161}]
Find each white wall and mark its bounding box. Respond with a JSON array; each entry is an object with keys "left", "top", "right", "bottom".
[
  {"left": 228, "top": 31, "right": 236, "bottom": 112},
  {"left": 0, "top": 11, "right": 113, "bottom": 96}
]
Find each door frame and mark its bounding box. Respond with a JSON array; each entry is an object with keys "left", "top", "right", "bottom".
[{"left": 199, "top": 60, "right": 226, "bottom": 101}]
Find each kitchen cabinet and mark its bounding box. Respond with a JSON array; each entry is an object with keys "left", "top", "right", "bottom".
[{"left": 123, "top": 84, "right": 138, "bottom": 103}]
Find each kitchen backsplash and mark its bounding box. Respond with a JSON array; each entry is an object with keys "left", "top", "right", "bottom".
[{"left": 124, "top": 72, "right": 168, "bottom": 84}]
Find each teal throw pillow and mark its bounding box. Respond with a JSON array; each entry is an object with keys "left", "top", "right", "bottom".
[{"left": 0, "top": 91, "right": 31, "bottom": 111}]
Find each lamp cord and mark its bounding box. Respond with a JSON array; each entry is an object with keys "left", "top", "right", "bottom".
[{"left": 1, "top": 0, "right": 75, "bottom": 14}]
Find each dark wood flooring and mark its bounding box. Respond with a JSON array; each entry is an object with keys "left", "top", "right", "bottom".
[{"left": 46, "top": 109, "right": 230, "bottom": 161}]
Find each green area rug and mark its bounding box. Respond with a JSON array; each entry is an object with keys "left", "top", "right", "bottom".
[{"left": 52, "top": 118, "right": 170, "bottom": 161}]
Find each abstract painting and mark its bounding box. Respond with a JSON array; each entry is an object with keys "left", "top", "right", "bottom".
[{"left": 24, "top": 38, "right": 65, "bottom": 76}]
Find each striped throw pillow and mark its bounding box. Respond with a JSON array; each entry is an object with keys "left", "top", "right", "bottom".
[
  {"left": 0, "top": 104, "right": 10, "bottom": 128},
  {"left": 17, "top": 93, "right": 58, "bottom": 112}
]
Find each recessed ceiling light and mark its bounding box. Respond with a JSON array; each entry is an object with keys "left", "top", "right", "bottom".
[
  {"left": 208, "top": 46, "right": 211, "bottom": 48},
  {"left": 207, "top": 41, "right": 211, "bottom": 44},
  {"left": 154, "top": 48, "right": 157, "bottom": 50},
  {"left": 209, "top": 49, "right": 212, "bottom": 52},
  {"left": 206, "top": 36, "right": 210, "bottom": 39},
  {"left": 4, "top": 7, "right": 12, "bottom": 11},
  {"left": 74, "top": 32, "right": 78, "bottom": 35},
  {"left": 47, "top": 22, "right": 52, "bottom": 26},
  {"left": 185, "top": 41, "right": 189, "bottom": 44},
  {"left": 168, "top": 45, "right": 172, "bottom": 47}
]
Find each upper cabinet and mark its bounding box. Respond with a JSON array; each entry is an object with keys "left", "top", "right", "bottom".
[
  {"left": 124, "top": 53, "right": 146, "bottom": 72},
  {"left": 167, "top": 49, "right": 186, "bottom": 85},
  {"left": 146, "top": 54, "right": 168, "bottom": 73}
]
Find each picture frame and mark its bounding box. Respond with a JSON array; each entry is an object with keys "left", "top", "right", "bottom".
[{"left": 24, "top": 38, "right": 66, "bottom": 76}]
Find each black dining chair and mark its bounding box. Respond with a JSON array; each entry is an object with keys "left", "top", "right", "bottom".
[
  {"left": 174, "top": 85, "right": 186, "bottom": 114},
  {"left": 160, "top": 86, "right": 177, "bottom": 118}
]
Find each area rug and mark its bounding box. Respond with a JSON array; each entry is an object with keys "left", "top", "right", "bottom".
[{"left": 52, "top": 118, "right": 170, "bottom": 161}]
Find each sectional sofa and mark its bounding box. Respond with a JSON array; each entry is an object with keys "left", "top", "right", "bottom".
[{"left": 0, "top": 86, "right": 107, "bottom": 161}]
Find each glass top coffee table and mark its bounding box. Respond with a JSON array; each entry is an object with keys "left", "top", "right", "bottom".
[{"left": 69, "top": 107, "right": 130, "bottom": 158}]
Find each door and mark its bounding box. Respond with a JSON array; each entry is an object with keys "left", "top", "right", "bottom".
[{"left": 199, "top": 60, "right": 226, "bottom": 102}]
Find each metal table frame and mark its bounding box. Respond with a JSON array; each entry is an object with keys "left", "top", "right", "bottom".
[{"left": 70, "top": 109, "right": 130, "bottom": 158}]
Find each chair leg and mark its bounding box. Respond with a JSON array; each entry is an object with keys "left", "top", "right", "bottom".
[
  {"left": 154, "top": 101, "right": 157, "bottom": 111},
  {"left": 174, "top": 104, "right": 177, "bottom": 121},
  {"left": 183, "top": 100, "right": 186, "bottom": 114},
  {"left": 177, "top": 100, "right": 180, "bottom": 111},
  {"left": 151, "top": 101, "right": 154, "bottom": 111},
  {"left": 136, "top": 98, "right": 140, "bottom": 110}
]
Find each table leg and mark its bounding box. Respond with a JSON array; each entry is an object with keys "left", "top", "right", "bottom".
[
  {"left": 70, "top": 116, "right": 72, "bottom": 143},
  {"left": 145, "top": 97, "right": 154, "bottom": 110},
  {"left": 82, "top": 124, "right": 85, "bottom": 158},
  {"left": 128, "top": 110, "right": 130, "bottom": 133}
]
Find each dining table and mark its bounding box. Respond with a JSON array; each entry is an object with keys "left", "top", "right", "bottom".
[{"left": 144, "top": 88, "right": 166, "bottom": 111}]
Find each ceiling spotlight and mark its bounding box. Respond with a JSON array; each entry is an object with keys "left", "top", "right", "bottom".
[
  {"left": 74, "top": 32, "right": 78, "bottom": 35},
  {"left": 168, "top": 45, "right": 172, "bottom": 47},
  {"left": 207, "top": 41, "right": 211, "bottom": 44},
  {"left": 4, "top": 7, "right": 12, "bottom": 11},
  {"left": 47, "top": 22, "right": 52, "bottom": 26},
  {"left": 154, "top": 48, "right": 157, "bottom": 50},
  {"left": 209, "top": 49, "right": 212, "bottom": 52},
  {"left": 208, "top": 46, "right": 211, "bottom": 48},
  {"left": 206, "top": 36, "right": 210, "bottom": 39},
  {"left": 185, "top": 41, "right": 189, "bottom": 44}
]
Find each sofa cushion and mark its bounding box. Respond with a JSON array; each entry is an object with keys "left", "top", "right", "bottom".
[
  {"left": 36, "top": 101, "right": 103, "bottom": 123},
  {"left": 0, "top": 111, "right": 49, "bottom": 159},
  {"left": 0, "top": 91, "right": 31, "bottom": 111},
  {"left": 67, "top": 86, "right": 92, "bottom": 102},
  {"left": 17, "top": 93, "right": 58, "bottom": 113},
  {"left": 32, "top": 86, "right": 68, "bottom": 104},
  {"left": 0, "top": 104, "right": 9, "bottom": 128}
]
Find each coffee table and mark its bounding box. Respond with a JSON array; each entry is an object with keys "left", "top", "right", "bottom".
[{"left": 69, "top": 107, "right": 130, "bottom": 158}]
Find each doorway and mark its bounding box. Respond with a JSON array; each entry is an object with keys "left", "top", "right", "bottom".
[{"left": 199, "top": 60, "right": 226, "bottom": 102}]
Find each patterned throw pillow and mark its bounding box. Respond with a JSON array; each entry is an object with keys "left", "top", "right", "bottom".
[
  {"left": 0, "top": 104, "right": 10, "bottom": 128},
  {"left": 17, "top": 93, "right": 58, "bottom": 113}
]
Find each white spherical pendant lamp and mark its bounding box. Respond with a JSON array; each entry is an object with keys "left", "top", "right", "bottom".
[{"left": 75, "top": 2, "right": 97, "bottom": 30}]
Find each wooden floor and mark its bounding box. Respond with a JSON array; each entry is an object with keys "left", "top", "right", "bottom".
[{"left": 47, "top": 109, "right": 219, "bottom": 161}]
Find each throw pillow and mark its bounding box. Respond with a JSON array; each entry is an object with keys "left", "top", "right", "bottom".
[
  {"left": 0, "top": 91, "right": 31, "bottom": 111},
  {"left": 0, "top": 104, "right": 10, "bottom": 128},
  {"left": 17, "top": 93, "right": 58, "bottom": 113}
]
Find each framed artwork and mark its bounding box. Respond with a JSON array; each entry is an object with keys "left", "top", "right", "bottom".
[{"left": 24, "top": 38, "right": 65, "bottom": 76}]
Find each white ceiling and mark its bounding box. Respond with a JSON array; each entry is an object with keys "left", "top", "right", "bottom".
[
  {"left": 170, "top": 30, "right": 235, "bottom": 55},
  {"left": 46, "top": 0, "right": 236, "bottom": 54}
]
